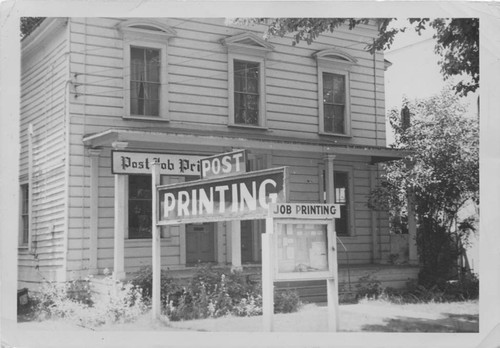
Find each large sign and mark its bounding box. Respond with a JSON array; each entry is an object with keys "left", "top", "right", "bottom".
[
  {"left": 111, "top": 151, "right": 203, "bottom": 175},
  {"left": 270, "top": 203, "right": 340, "bottom": 219},
  {"left": 200, "top": 149, "right": 247, "bottom": 179},
  {"left": 157, "top": 167, "right": 288, "bottom": 225}
]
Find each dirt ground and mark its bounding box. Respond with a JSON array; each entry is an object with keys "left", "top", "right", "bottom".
[{"left": 17, "top": 299, "right": 479, "bottom": 333}]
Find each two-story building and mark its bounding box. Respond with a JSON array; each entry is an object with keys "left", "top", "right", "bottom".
[{"left": 19, "top": 17, "right": 419, "bottom": 299}]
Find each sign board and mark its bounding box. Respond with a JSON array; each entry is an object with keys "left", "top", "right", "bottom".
[
  {"left": 157, "top": 167, "right": 288, "bottom": 225},
  {"left": 111, "top": 150, "right": 203, "bottom": 175},
  {"left": 270, "top": 203, "right": 340, "bottom": 219},
  {"left": 200, "top": 149, "right": 247, "bottom": 179}
]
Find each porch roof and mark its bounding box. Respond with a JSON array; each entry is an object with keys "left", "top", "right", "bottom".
[{"left": 82, "top": 128, "right": 409, "bottom": 164}]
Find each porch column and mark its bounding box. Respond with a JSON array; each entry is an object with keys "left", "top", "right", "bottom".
[
  {"left": 369, "top": 165, "right": 381, "bottom": 263},
  {"left": 88, "top": 148, "right": 101, "bottom": 275},
  {"left": 407, "top": 191, "right": 418, "bottom": 265},
  {"left": 112, "top": 141, "right": 128, "bottom": 280},
  {"left": 230, "top": 220, "right": 242, "bottom": 271},
  {"left": 324, "top": 155, "right": 336, "bottom": 203}
]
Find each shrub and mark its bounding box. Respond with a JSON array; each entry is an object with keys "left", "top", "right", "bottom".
[
  {"left": 355, "top": 275, "right": 383, "bottom": 300},
  {"left": 132, "top": 264, "right": 301, "bottom": 321},
  {"left": 274, "top": 289, "right": 301, "bottom": 314},
  {"left": 28, "top": 275, "right": 147, "bottom": 328},
  {"left": 378, "top": 272, "right": 479, "bottom": 304},
  {"left": 130, "top": 266, "right": 183, "bottom": 308}
]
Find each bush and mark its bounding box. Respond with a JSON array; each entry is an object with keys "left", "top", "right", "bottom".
[
  {"left": 378, "top": 272, "right": 479, "bottom": 304},
  {"left": 132, "top": 264, "right": 301, "bottom": 321},
  {"left": 28, "top": 275, "right": 147, "bottom": 328},
  {"left": 355, "top": 275, "right": 383, "bottom": 300},
  {"left": 274, "top": 289, "right": 301, "bottom": 314}
]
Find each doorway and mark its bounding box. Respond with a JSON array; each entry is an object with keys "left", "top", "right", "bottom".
[{"left": 186, "top": 223, "right": 216, "bottom": 265}]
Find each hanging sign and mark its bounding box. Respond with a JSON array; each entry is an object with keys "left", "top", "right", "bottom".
[
  {"left": 158, "top": 167, "right": 288, "bottom": 225},
  {"left": 270, "top": 203, "right": 340, "bottom": 219},
  {"left": 111, "top": 151, "right": 203, "bottom": 175},
  {"left": 200, "top": 149, "right": 247, "bottom": 179}
]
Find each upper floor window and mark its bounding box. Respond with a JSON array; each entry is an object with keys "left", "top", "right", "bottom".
[
  {"left": 130, "top": 47, "right": 161, "bottom": 116},
  {"left": 222, "top": 33, "right": 274, "bottom": 129},
  {"left": 314, "top": 49, "right": 357, "bottom": 137},
  {"left": 323, "top": 72, "right": 346, "bottom": 134},
  {"left": 117, "top": 20, "right": 176, "bottom": 121},
  {"left": 234, "top": 60, "right": 260, "bottom": 125}
]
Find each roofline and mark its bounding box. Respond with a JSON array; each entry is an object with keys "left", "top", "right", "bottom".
[
  {"left": 22, "top": 18, "right": 67, "bottom": 55},
  {"left": 83, "top": 128, "right": 410, "bottom": 163}
]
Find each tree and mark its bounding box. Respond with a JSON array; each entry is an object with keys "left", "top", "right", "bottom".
[
  {"left": 232, "top": 18, "right": 478, "bottom": 96},
  {"left": 368, "top": 88, "right": 479, "bottom": 283},
  {"left": 20, "top": 17, "right": 45, "bottom": 38}
]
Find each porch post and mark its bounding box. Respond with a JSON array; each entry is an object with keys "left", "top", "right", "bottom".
[
  {"left": 88, "top": 148, "right": 101, "bottom": 275},
  {"left": 407, "top": 191, "right": 418, "bottom": 265},
  {"left": 230, "top": 220, "right": 242, "bottom": 271},
  {"left": 112, "top": 141, "right": 128, "bottom": 280},
  {"left": 151, "top": 160, "right": 161, "bottom": 320},
  {"left": 324, "top": 155, "right": 336, "bottom": 203},
  {"left": 370, "top": 165, "right": 381, "bottom": 263}
]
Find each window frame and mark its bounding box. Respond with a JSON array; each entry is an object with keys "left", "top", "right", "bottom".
[
  {"left": 118, "top": 20, "right": 175, "bottom": 122},
  {"left": 315, "top": 49, "right": 357, "bottom": 137},
  {"left": 228, "top": 54, "right": 267, "bottom": 129},
  {"left": 222, "top": 32, "right": 274, "bottom": 130},
  {"left": 19, "top": 183, "right": 30, "bottom": 247},
  {"left": 129, "top": 46, "right": 162, "bottom": 118}
]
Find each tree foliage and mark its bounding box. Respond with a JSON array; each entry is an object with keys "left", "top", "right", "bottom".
[
  {"left": 368, "top": 88, "right": 479, "bottom": 283},
  {"left": 231, "top": 18, "right": 478, "bottom": 96},
  {"left": 20, "top": 17, "right": 45, "bottom": 38}
]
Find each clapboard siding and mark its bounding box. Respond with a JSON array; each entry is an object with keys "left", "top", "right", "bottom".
[
  {"left": 44, "top": 17, "right": 394, "bottom": 277},
  {"left": 66, "top": 17, "right": 387, "bottom": 147},
  {"left": 19, "top": 19, "right": 69, "bottom": 284}
]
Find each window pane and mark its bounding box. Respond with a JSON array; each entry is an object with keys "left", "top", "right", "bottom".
[
  {"left": 147, "top": 83, "right": 160, "bottom": 100},
  {"left": 245, "top": 94, "right": 259, "bottom": 110},
  {"left": 234, "top": 73, "right": 244, "bottom": 92},
  {"left": 323, "top": 104, "right": 345, "bottom": 134},
  {"left": 146, "top": 49, "right": 160, "bottom": 82},
  {"left": 131, "top": 47, "right": 144, "bottom": 80},
  {"left": 323, "top": 73, "right": 334, "bottom": 103},
  {"left": 129, "top": 176, "right": 152, "bottom": 239},
  {"left": 145, "top": 100, "right": 159, "bottom": 117},
  {"left": 332, "top": 74, "right": 345, "bottom": 104},
  {"left": 333, "top": 105, "right": 345, "bottom": 134}
]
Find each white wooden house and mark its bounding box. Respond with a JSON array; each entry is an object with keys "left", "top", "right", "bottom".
[{"left": 19, "top": 17, "right": 419, "bottom": 298}]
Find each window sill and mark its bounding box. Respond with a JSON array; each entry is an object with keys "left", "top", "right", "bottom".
[
  {"left": 318, "top": 131, "right": 352, "bottom": 138},
  {"left": 123, "top": 115, "right": 170, "bottom": 122},
  {"left": 228, "top": 123, "right": 269, "bottom": 131},
  {"left": 18, "top": 246, "right": 29, "bottom": 252}
]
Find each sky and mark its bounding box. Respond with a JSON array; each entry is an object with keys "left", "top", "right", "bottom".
[{"left": 383, "top": 21, "right": 478, "bottom": 145}]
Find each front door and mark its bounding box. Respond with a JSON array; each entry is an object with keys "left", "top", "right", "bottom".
[{"left": 186, "top": 223, "right": 216, "bottom": 264}]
